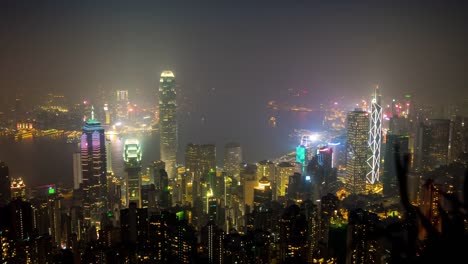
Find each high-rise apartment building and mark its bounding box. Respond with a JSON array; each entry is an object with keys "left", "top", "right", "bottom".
[
  {"left": 346, "top": 109, "right": 369, "bottom": 194},
  {"left": 80, "top": 108, "right": 107, "bottom": 226},
  {"left": 159, "top": 71, "right": 177, "bottom": 179}
]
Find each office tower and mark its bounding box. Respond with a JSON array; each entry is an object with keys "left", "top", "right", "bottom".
[
  {"left": 10, "top": 178, "right": 26, "bottom": 199},
  {"left": 419, "top": 119, "right": 450, "bottom": 171},
  {"left": 116, "top": 90, "right": 129, "bottom": 102},
  {"left": 72, "top": 152, "right": 82, "bottom": 190},
  {"left": 124, "top": 139, "right": 142, "bottom": 207},
  {"left": 346, "top": 209, "right": 380, "bottom": 264},
  {"left": 419, "top": 180, "right": 442, "bottom": 239},
  {"left": 152, "top": 160, "right": 166, "bottom": 188},
  {"left": 276, "top": 162, "right": 295, "bottom": 198},
  {"left": 0, "top": 161, "right": 11, "bottom": 206},
  {"left": 317, "top": 146, "right": 335, "bottom": 191},
  {"left": 159, "top": 71, "right": 177, "bottom": 179},
  {"left": 224, "top": 143, "right": 242, "bottom": 180},
  {"left": 253, "top": 177, "right": 272, "bottom": 208},
  {"left": 80, "top": 107, "right": 107, "bottom": 226},
  {"left": 367, "top": 86, "right": 383, "bottom": 184},
  {"left": 389, "top": 116, "right": 410, "bottom": 135},
  {"left": 141, "top": 184, "right": 157, "bottom": 210},
  {"left": 346, "top": 109, "right": 370, "bottom": 194},
  {"left": 185, "top": 143, "right": 216, "bottom": 200},
  {"left": 328, "top": 137, "right": 346, "bottom": 170},
  {"left": 450, "top": 116, "right": 467, "bottom": 162},
  {"left": 296, "top": 144, "right": 308, "bottom": 176},
  {"left": 383, "top": 135, "right": 409, "bottom": 197},
  {"left": 158, "top": 169, "right": 171, "bottom": 209},
  {"left": 106, "top": 139, "right": 113, "bottom": 174}
]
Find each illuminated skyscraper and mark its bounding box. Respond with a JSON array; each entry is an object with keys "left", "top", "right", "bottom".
[
  {"left": 346, "top": 109, "right": 369, "bottom": 194},
  {"left": 276, "top": 162, "right": 295, "bottom": 198},
  {"left": 124, "top": 139, "right": 142, "bottom": 207},
  {"left": 367, "top": 86, "right": 382, "bottom": 184},
  {"left": 159, "top": 71, "right": 177, "bottom": 179},
  {"left": 450, "top": 116, "right": 467, "bottom": 162},
  {"left": 224, "top": 143, "right": 242, "bottom": 180},
  {"left": 185, "top": 143, "right": 216, "bottom": 200},
  {"left": 0, "top": 161, "right": 11, "bottom": 206},
  {"left": 80, "top": 107, "right": 107, "bottom": 226}
]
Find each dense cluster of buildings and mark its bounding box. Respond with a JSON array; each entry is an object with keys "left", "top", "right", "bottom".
[{"left": 0, "top": 72, "right": 468, "bottom": 263}]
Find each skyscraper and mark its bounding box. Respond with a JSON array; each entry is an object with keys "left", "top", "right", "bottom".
[
  {"left": 80, "top": 107, "right": 107, "bottom": 226},
  {"left": 0, "top": 161, "right": 11, "bottom": 206},
  {"left": 224, "top": 143, "right": 242, "bottom": 180},
  {"left": 382, "top": 135, "right": 409, "bottom": 197},
  {"left": 124, "top": 139, "right": 142, "bottom": 207},
  {"left": 419, "top": 119, "right": 450, "bottom": 171},
  {"left": 346, "top": 109, "right": 370, "bottom": 194},
  {"left": 185, "top": 143, "right": 216, "bottom": 201},
  {"left": 367, "top": 86, "right": 382, "bottom": 184},
  {"left": 159, "top": 71, "right": 177, "bottom": 179},
  {"left": 450, "top": 116, "right": 467, "bottom": 162},
  {"left": 72, "top": 152, "right": 82, "bottom": 190}
]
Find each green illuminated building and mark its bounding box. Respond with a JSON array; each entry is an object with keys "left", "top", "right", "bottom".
[{"left": 124, "top": 139, "right": 142, "bottom": 207}]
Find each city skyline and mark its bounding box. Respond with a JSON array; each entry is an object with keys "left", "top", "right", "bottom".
[{"left": 0, "top": 1, "right": 467, "bottom": 263}]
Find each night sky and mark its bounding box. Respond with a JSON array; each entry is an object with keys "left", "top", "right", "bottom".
[{"left": 1, "top": 0, "right": 467, "bottom": 107}]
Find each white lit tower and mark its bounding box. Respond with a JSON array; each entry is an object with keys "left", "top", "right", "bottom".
[
  {"left": 158, "top": 71, "right": 177, "bottom": 179},
  {"left": 366, "top": 86, "right": 383, "bottom": 184}
]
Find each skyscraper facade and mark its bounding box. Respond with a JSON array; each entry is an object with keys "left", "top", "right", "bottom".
[
  {"left": 382, "top": 135, "right": 409, "bottom": 197},
  {"left": 185, "top": 144, "right": 216, "bottom": 203},
  {"left": 346, "top": 109, "right": 370, "bottom": 194},
  {"left": 80, "top": 109, "right": 107, "bottom": 226},
  {"left": 124, "top": 139, "right": 142, "bottom": 207},
  {"left": 419, "top": 119, "right": 450, "bottom": 171},
  {"left": 0, "top": 161, "right": 11, "bottom": 206},
  {"left": 224, "top": 143, "right": 242, "bottom": 180},
  {"left": 159, "top": 71, "right": 177, "bottom": 179},
  {"left": 367, "top": 87, "right": 382, "bottom": 184}
]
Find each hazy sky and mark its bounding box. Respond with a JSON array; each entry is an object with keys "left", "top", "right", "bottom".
[{"left": 1, "top": 0, "right": 467, "bottom": 109}]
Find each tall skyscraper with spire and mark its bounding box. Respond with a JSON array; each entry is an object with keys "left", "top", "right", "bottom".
[
  {"left": 159, "top": 71, "right": 177, "bottom": 179},
  {"left": 367, "top": 86, "right": 383, "bottom": 184},
  {"left": 80, "top": 106, "right": 107, "bottom": 227}
]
